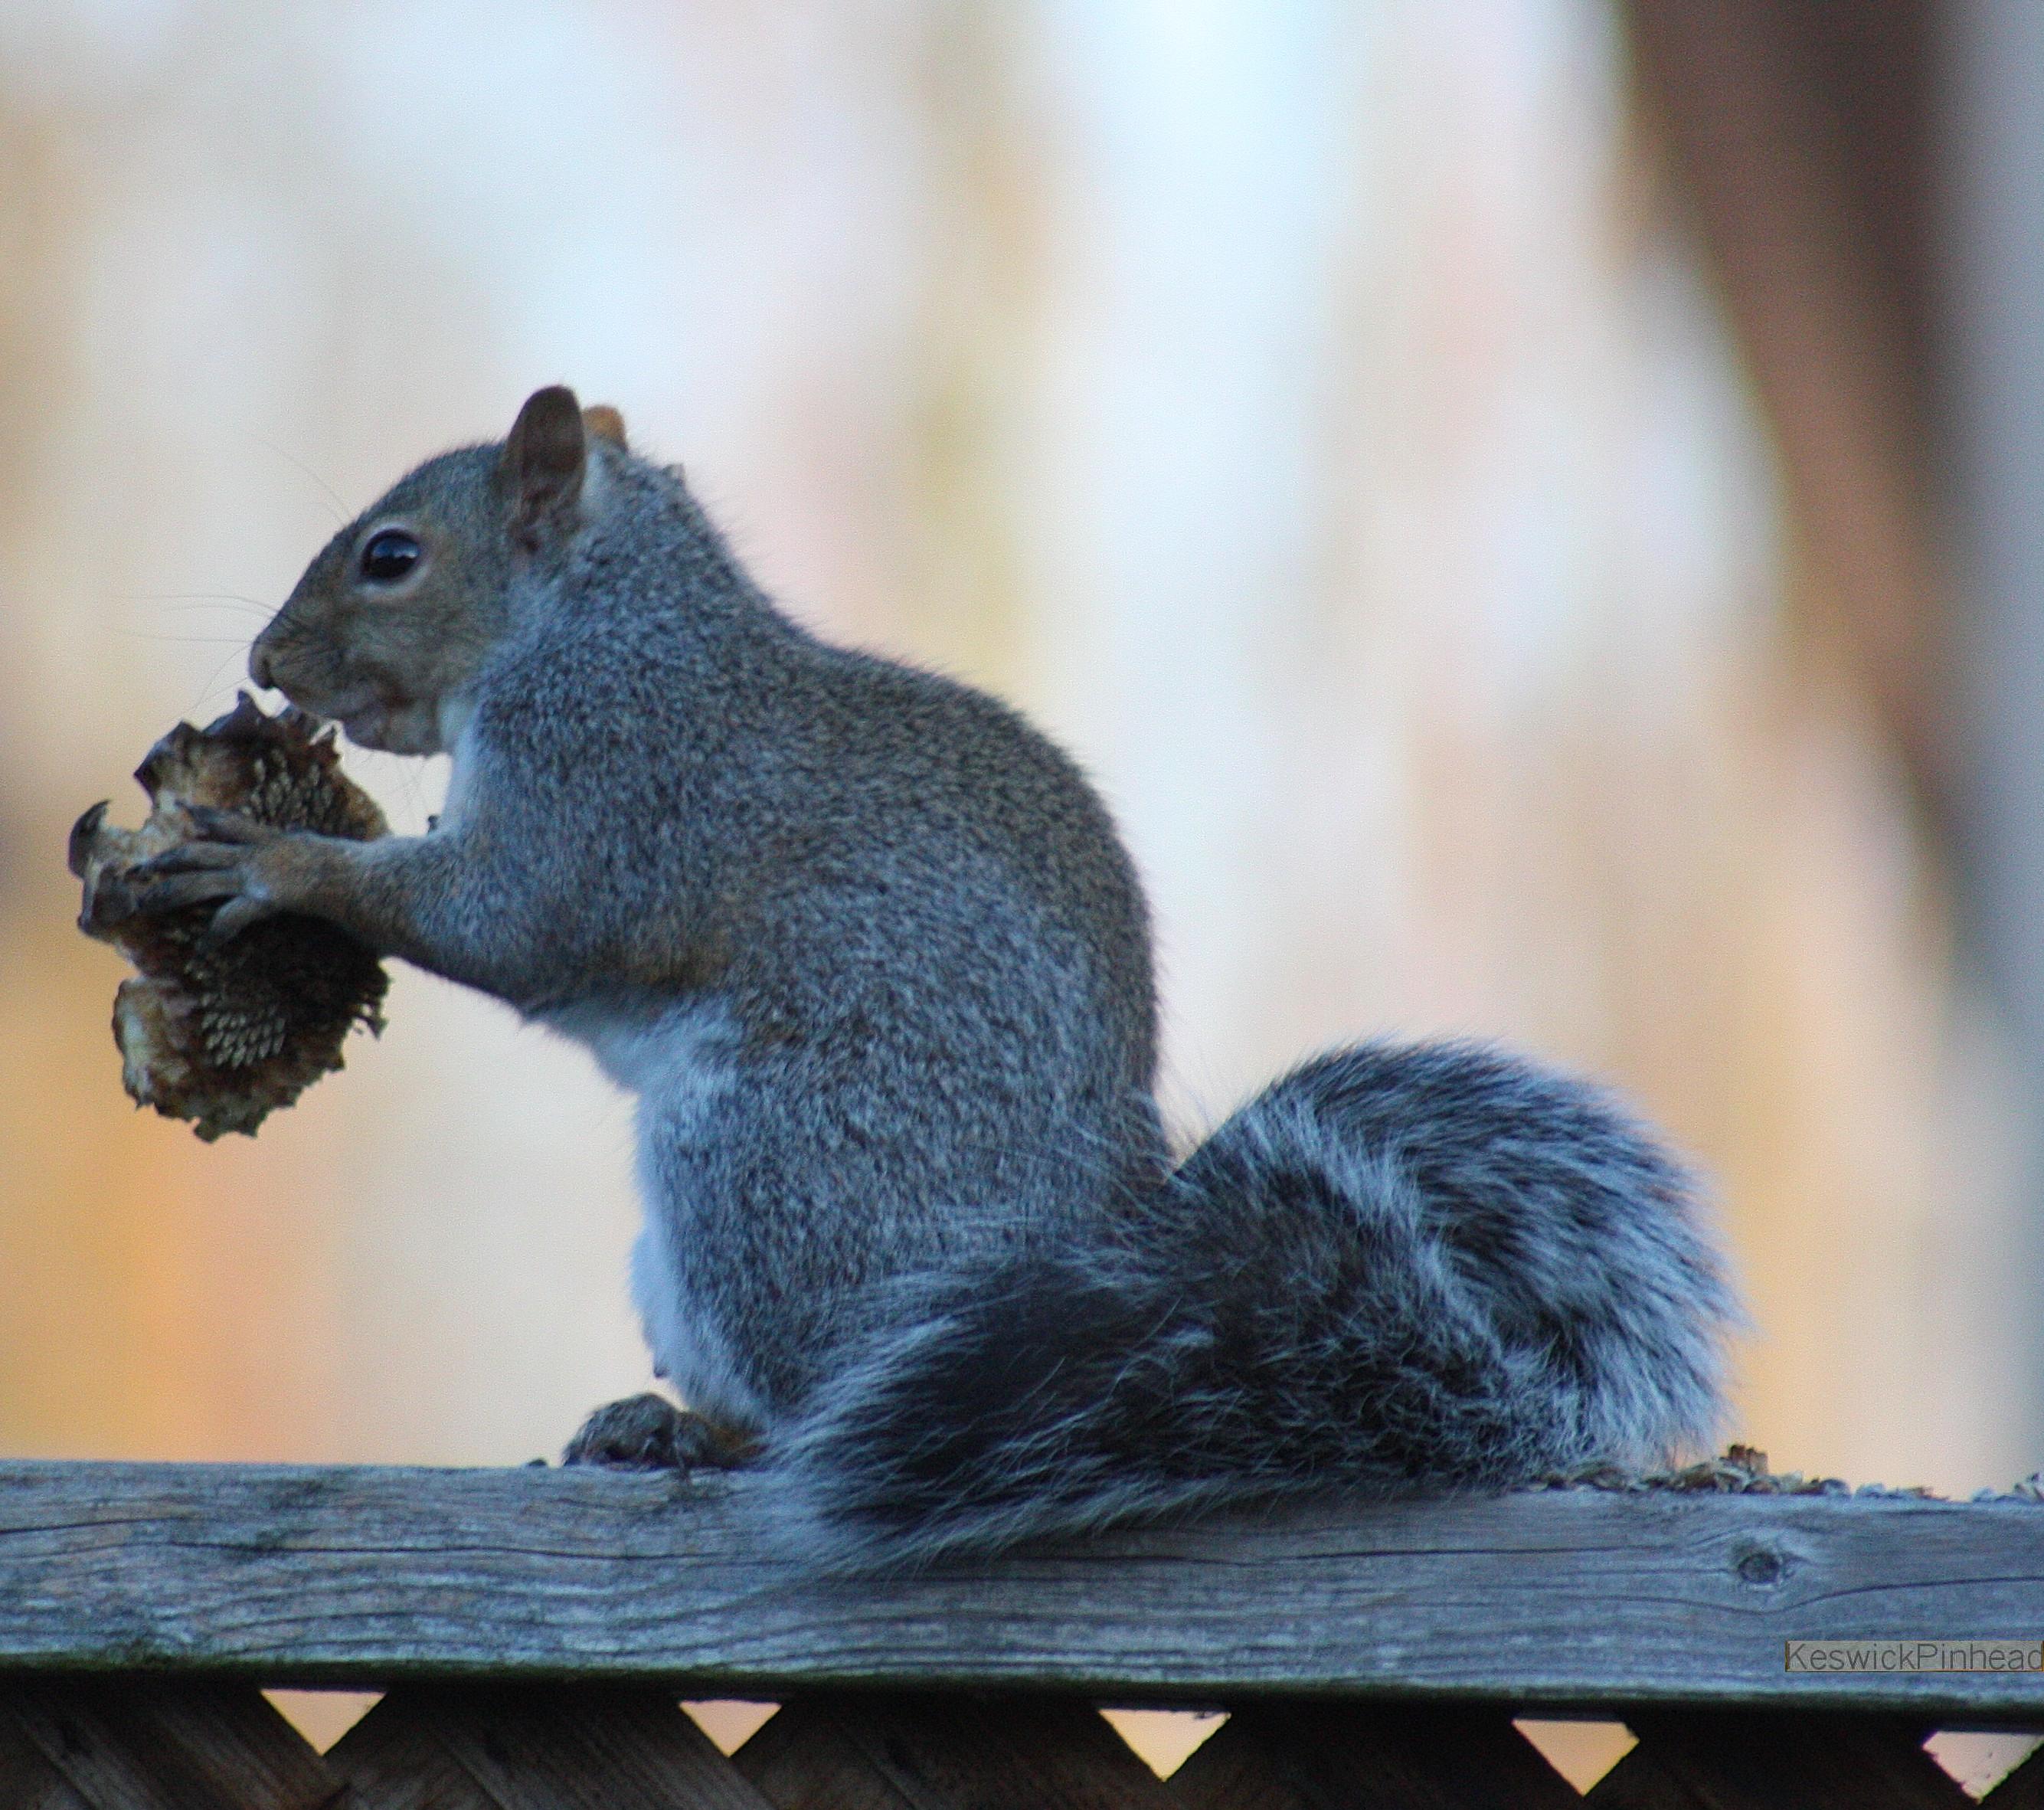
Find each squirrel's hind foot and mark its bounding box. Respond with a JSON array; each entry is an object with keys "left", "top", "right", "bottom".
[{"left": 561, "top": 1393, "right": 752, "bottom": 1471}]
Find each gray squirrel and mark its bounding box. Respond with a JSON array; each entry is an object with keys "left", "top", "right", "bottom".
[{"left": 135, "top": 385, "right": 1738, "bottom": 1569}]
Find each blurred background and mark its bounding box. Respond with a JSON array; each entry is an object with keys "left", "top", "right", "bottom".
[{"left": 2, "top": 0, "right": 2041, "bottom": 1512}]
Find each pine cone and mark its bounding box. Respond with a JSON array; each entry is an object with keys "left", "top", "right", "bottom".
[{"left": 70, "top": 693, "right": 389, "bottom": 1140}]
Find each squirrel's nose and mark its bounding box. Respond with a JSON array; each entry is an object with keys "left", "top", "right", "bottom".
[{"left": 248, "top": 641, "right": 276, "bottom": 690}]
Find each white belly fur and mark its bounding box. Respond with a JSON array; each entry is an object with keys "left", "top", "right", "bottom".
[{"left": 541, "top": 996, "right": 768, "bottom": 1432}]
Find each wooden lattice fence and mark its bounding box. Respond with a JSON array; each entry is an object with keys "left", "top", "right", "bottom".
[{"left": 2, "top": 1461, "right": 2041, "bottom": 1806}]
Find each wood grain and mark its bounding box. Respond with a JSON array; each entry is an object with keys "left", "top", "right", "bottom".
[
  {"left": 1588, "top": 1712, "right": 1973, "bottom": 1810},
  {"left": 0, "top": 1716, "right": 92, "bottom": 1810},
  {"left": 0, "top": 1681, "right": 338, "bottom": 1810},
  {"left": 732, "top": 1694, "right": 1174, "bottom": 1810},
  {"left": 2, "top": 1461, "right": 2042, "bottom": 1720},
  {"left": 1983, "top": 1744, "right": 2044, "bottom": 1808},
  {"left": 1170, "top": 1701, "right": 1583, "bottom": 1810},
  {"left": 328, "top": 1686, "right": 776, "bottom": 1810}
]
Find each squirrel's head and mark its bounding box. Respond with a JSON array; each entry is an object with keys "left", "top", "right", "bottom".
[{"left": 250, "top": 385, "right": 629, "bottom": 754}]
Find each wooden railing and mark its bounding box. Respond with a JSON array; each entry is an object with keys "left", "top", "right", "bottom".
[{"left": 2, "top": 1460, "right": 2041, "bottom": 1805}]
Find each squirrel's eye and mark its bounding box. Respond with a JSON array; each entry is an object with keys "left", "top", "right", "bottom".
[{"left": 359, "top": 529, "right": 422, "bottom": 584}]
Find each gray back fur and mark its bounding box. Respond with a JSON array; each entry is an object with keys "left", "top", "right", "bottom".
[{"left": 284, "top": 411, "right": 1739, "bottom": 1566}]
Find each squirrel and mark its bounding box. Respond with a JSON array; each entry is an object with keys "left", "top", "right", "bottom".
[{"left": 132, "top": 386, "right": 1738, "bottom": 1569}]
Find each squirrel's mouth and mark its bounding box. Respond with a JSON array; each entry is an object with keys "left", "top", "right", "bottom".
[
  {"left": 340, "top": 696, "right": 442, "bottom": 757},
  {"left": 339, "top": 703, "right": 391, "bottom": 745},
  {"left": 251, "top": 665, "right": 374, "bottom": 726},
  {"left": 254, "top": 673, "right": 437, "bottom": 757}
]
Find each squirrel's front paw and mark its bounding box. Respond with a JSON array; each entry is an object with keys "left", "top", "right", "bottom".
[
  {"left": 129, "top": 807, "right": 306, "bottom": 949},
  {"left": 561, "top": 1393, "right": 752, "bottom": 1471}
]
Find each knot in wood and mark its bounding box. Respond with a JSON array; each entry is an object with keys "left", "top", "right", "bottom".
[{"left": 1735, "top": 1542, "right": 1787, "bottom": 1587}]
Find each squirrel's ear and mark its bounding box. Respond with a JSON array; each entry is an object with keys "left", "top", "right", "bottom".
[
  {"left": 582, "top": 404, "right": 627, "bottom": 450},
  {"left": 504, "top": 385, "right": 587, "bottom": 551}
]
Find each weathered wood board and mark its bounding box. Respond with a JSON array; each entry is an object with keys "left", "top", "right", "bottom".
[{"left": 1, "top": 1461, "right": 2040, "bottom": 1720}]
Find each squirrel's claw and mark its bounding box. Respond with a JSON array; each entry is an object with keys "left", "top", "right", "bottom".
[
  {"left": 129, "top": 820, "right": 288, "bottom": 948},
  {"left": 197, "top": 893, "right": 279, "bottom": 952},
  {"left": 132, "top": 842, "right": 244, "bottom": 879},
  {"left": 67, "top": 801, "right": 109, "bottom": 879},
  {"left": 132, "top": 869, "right": 244, "bottom": 915},
  {"left": 561, "top": 1393, "right": 748, "bottom": 1471},
  {"left": 183, "top": 805, "right": 273, "bottom": 844}
]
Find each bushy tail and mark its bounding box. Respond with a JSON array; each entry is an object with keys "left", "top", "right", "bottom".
[{"left": 773, "top": 1040, "right": 1738, "bottom": 1570}]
